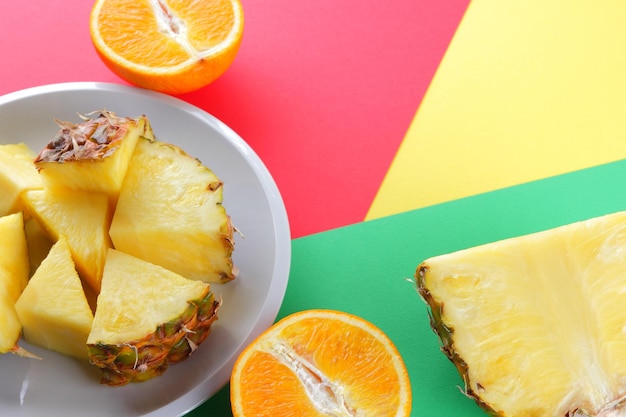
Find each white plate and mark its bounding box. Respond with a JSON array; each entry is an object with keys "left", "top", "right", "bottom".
[{"left": 0, "top": 82, "right": 291, "bottom": 416}]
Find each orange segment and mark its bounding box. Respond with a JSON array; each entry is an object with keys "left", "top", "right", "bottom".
[
  {"left": 230, "top": 310, "right": 412, "bottom": 417},
  {"left": 89, "top": 0, "right": 244, "bottom": 94}
]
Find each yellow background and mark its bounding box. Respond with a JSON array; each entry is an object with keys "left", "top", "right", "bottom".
[{"left": 367, "top": 0, "right": 626, "bottom": 220}]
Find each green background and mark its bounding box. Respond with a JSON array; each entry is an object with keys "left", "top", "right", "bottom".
[{"left": 189, "top": 158, "right": 626, "bottom": 416}]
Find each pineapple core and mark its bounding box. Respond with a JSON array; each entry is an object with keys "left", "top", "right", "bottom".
[{"left": 418, "top": 211, "right": 626, "bottom": 417}]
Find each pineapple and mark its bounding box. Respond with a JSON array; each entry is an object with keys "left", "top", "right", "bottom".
[
  {"left": 0, "top": 212, "right": 29, "bottom": 355},
  {"left": 109, "top": 137, "right": 236, "bottom": 284},
  {"left": 23, "top": 188, "right": 111, "bottom": 292},
  {"left": 417, "top": 211, "right": 626, "bottom": 417},
  {"left": 0, "top": 143, "right": 43, "bottom": 216},
  {"left": 0, "top": 288, "right": 25, "bottom": 355},
  {"left": 0, "top": 212, "right": 29, "bottom": 301},
  {"left": 15, "top": 235, "right": 94, "bottom": 359},
  {"left": 87, "top": 249, "right": 220, "bottom": 386},
  {"left": 33, "top": 110, "right": 154, "bottom": 200}
]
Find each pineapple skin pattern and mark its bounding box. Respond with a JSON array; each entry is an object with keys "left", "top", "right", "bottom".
[
  {"left": 0, "top": 110, "right": 236, "bottom": 386},
  {"left": 417, "top": 211, "right": 626, "bottom": 417}
]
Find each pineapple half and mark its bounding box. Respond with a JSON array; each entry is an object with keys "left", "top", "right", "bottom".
[
  {"left": 417, "top": 211, "right": 626, "bottom": 417},
  {"left": 87, "top": 249, "right": 220, "bottom": 386},
  {"left": 109, "top": 137, "right": 236, "bottom": 284},
  {"left": 15, "top": 235, "right": 94, "bottom": 359},
  {"left": 34, "top": 110, "right": 154, "bottom": 200}
]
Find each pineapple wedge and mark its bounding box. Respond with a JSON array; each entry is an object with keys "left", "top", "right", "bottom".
[
  {"left": 417, "top": 211, "right": 626, "bottom": 417},
  {"left": 23, "top": 188, "right": 111, "bottom": 292},
  {"left": 109, "top": 137, "right": 236, "bottom": 283},
  {"left": 87, "top": 249, "right": 220, "bottom": 386},
  {"left": 0, "top": 212, "right": 29, "bottom": 355},
  {"left": 0, "top": 212, "right": 29, "bottom": 301},
  {"left": 0, "top": 143, "right": 43, "bottom": 216},
  {"left": 34, "top": 110, "right": 154, "bottom": 200},
  {"left": 15, "top": 235, "right": 94, "bottom": 359}
]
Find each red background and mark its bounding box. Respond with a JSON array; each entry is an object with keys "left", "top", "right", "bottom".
[{"left": 0, "top": 0, "right": 469, "bottom": 238}]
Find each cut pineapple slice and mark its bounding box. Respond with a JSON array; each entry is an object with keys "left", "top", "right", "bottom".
[
  {"left": 0, "top": 212, "right": 29, "bottom": 354},
  {"left": 0, "top": 143, "right": 43, "bottom": 216},
  {"left": 87, "top": 249, "right": 220, "bottom": 386},
  {"left": 23, "top": 188, "right": 111, "bottom": 292},
  {"left": 417, "top": 211, "right": 626, "bottom": 417},
  {"left": 34, "top": 110, "right": 154, "bottom": 199},
  {"left": 109, "top": 137, "right": 235, "bottom": 283},
  {"left": 15, "top": 235, "right": 94, "bottom": 359}
]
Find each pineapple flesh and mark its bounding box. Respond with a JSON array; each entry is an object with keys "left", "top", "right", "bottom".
[
  {"left": 15, "top": 235, "right": 94, "bottom": 359},
  {"left": 0, "top": 143, "right": 43, "bottom": 216},
  {"left": 0, "top": 212, "right": 29, "bottom": 301},
  {"left": 23, "top": 188, "right": 111, "bottom": 292},
  {"left": 417, "top": 211, "right": 626, "bottom": 417},
  {"left": 87, "top": 249, "right": 220, "bottom": 386},
  {"left": 109, "top": 137, "right": 236, "bottom": 284},
  {"left": 0, "top": 212, "right": 29, "bottom": 354},
  {"left": 34, "top": 110, "right": 154, "bottom": 200}
]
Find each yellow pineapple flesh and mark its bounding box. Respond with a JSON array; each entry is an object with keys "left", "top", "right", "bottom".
[
  {"left": 417, "top": 211, "right": 626, "bottom": 417},
  {"left": 15, "top": 235, "right": 94, "bottom": 359},
  {"left": 23, "top": 188, "right": 111, "bottom": 292},
  {"left": 0, "top": 288, "right": 23, "bottom": 354},
  {"left": 0, "top": 212, "right": 29, "bottom": 354},
  {"left": 0, "top": 212, "right": 29, "bottom": 301},
  {"left": 0, "top": 143, "right": 43, "bottom": 216},
  {"left": 109, "top": 137, "right": 236, "bottom": 283},
  {"left": 87, "top": 249, "right": 220, "bottom": 385},
  {"left": 34, "top": 110, "right": 154, "bottom": 200}
]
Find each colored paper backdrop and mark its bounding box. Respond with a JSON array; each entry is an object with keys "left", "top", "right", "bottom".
[{"left": 3, "top": 0, "right": 626, "bottom": 416}]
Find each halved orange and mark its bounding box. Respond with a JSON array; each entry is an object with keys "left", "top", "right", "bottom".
[
  {"left": 230, "top": 309, "right": 412, "bottom": 417},
  {"left": 89, "top": 0, "right": 244, "bottom": 94}
]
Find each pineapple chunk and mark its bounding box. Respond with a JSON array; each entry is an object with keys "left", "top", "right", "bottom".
[
  {"left": 23, "top": 188, "right": 111, "bottom": 292},
  {"left": 109, "top": 137, "right": 235, "bottom": 283},
  {"left": 0, "top": 212, "right": 29, "bottom": 301},
  {"left": 87, "top": 249, "right": 220, "bottom": 385},
  {"left": 34, "top": 110, "right": 154, "bottom": 199},
  {"left": 417, "top": 211, "right": 626, "bottom": 417},
  {"left": 15, "top": 235, "right": 94, "bottom": 359},
  {"left": 0, "top": 212, "right": 29, "bottom": 354},
  {"left": 0, "top": 143, "right": 43, "bottom": 216}
]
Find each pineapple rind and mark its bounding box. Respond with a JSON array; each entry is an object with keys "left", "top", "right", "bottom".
[
  {"left": 417, "top": 211, "right": 626, "bottom": 417},
  {"left": 88, "top": 291, "right": 220, "bottom": 385}
]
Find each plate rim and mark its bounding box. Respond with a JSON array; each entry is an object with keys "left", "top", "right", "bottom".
[{"left": 0, "top": 82, "right": 292, "bottom": 417}]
